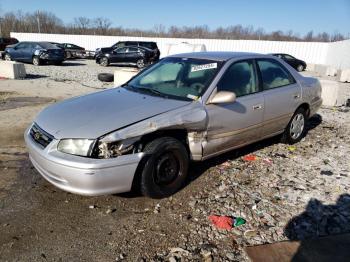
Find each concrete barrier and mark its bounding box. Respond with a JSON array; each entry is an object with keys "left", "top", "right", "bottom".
[
  {"left": 314, "top": 64, "right": 328, "bottom": 75},
  {"left": 320, "top": 79, "right": 346, "bottom": 106},
  {"left": 306, "top": 63, "right": 316, "bottom": 71},
  {"left": 339, "top": 69, "right": 350, "bottom": 83},
  {"left": 114, "top": 68, "right": 139, "bottom": 87},
  {"left": 0, "top": 61, "right": 26, "bottom": 79},
  {"left": 326, "top": 67, "right": 338, "bottom": 76}
]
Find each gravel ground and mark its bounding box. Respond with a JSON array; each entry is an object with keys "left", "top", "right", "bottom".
[
  {"left": 24, "top": 59, "right": 117, "bottom": 89},
  {"left": 0, "top": 61, "right": 349, "bottom": 261}
]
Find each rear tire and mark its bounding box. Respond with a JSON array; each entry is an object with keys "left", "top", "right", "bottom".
[
  {"left": 97, "top": 73, "right": 114, "bottom": 82},
  {"left": 32, "top": 56, "right": 40, "bottom": 66},
  {"left": 297, "top": 64, "right": 304, "bottom": 72},
  {"left": 140, "top": 137, "right": 189, "bottom": 198},
  {"left": 136, "top": 59, "right": 145, "bottom": 69},
  {"left": 281, "top": 108, "right": 307, "bottom": 144}
]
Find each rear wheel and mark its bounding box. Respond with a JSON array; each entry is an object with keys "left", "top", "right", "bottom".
[
  {"left": 32, "top": 56, "right": 40, "bottom": 66},
  {"left": 136, "top": 59, "right": 145, "bottom": 69},
  {"left": 140, "top": 137, "right": 189, "bottom": 198},
  {"left": 4, "top": 53, "right": 11, "bottom": 61},
  {"left": 99, "top": 57, "right": 109, "bottom": 67},
  {"left": 281, "top": 108, "right": 307, "bottom": 144},
  {"left": 297, "top": 64, "right": 304, "bottom": 72}
]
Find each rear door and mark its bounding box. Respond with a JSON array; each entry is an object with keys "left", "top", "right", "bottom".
[
  {"left": 204, "top": 59, "right": 264, "bottom": 157},
  {"left": 257, "top": 58, "right": 301, "bottom": 137}
]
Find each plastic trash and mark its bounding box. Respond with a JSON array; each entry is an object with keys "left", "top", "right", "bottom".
[
  {"left": 288, "top": 146, "right": 296, "bottom": 151},
  {"left": 243, "top": 154, "right": 257, "bottom": 161},
  {"left": 209, "top": 215, "right": 246, "bottom": 229},
  {"left": 233, "top": 217, "right": 246, "bottom": 227}
]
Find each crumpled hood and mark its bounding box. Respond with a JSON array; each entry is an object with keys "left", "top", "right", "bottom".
[{"left": 35, "top": 87, "right": 190, "bottom": 139}]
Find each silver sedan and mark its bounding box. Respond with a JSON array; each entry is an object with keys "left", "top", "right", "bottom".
[{"left": 25, "top": 52, "right": 322, "bottom": 198}]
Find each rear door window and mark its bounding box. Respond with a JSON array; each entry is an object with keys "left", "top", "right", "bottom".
[{"left": 257, "top": 59, "right": 295, "bottom": 90}]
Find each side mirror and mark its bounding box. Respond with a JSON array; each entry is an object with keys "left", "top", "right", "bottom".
[{"left": 209, "top": 91, "right": 236, "bottom": 104}]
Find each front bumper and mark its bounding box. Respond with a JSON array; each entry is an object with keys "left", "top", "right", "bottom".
[{"left": 24, "top": 127, "right": 144, "bottom": 196}]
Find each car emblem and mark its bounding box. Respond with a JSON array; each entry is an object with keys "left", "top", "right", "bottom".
[{"left": 34, "top": 132, "right": 41, "bottom": 140}]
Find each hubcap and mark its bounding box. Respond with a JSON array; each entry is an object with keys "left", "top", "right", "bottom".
[
  {"left": 5, "top": 54, "right": 11, "bottom": 61},
  {"left": 290, "top": 113, "right": 305, "bottom": 139},
  {"left": 137, "top": 60, "right": 144, "bottom": 68},
  {"left": 101, "top": 58, "right": 108, "bottom": 66},
  {"left": 33, "top": 58, "right": 39, "bottom": 65},
  {"left": 154, "top": 152, "right": 179, "bottom": 186},
  {"left": 297, "top": 65, "right": 303, "bottom": 72}
]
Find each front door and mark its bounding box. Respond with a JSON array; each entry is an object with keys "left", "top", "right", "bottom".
[
  {"left": 204, "top": 59, "right": 264, "bottom": 157},
  {"left": 110, "top": 47, "right": 127, "bottom": 63}
]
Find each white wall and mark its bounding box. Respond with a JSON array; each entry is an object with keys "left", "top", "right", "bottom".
[
  {"left": 10, "top": 32, "right": 350, "bottom": 69},
  {"left": 325, "top": 39, "right": 350, "bottom": 69}
]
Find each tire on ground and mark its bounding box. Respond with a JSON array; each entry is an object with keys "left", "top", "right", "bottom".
[
  {"left": 281, "top": 107, "right": 307, "bottom": 144},
  {"left": 97, "top": 73, "right": 114, "bottom": 82},
  {"left": 140, "top": 137, "right": 189, "bottom": 198}
]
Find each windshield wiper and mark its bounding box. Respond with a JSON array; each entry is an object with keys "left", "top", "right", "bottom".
[{"left": 126, "top": 85, "right": 169, "bottom": 98}]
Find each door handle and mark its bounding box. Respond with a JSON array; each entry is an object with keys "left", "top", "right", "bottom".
[
  {"left": 293, "top": 94, "right": 301, "bottom": 99},
  {"left": 253, "top": 104, "right": 263, "bottom": 110}
]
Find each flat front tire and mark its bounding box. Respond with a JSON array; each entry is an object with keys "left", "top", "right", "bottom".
[
  {"left": 140, "top": 137, "right": 189, "bottom": 198},
  {"left": 281, "top": 108, "right": 307, "bottom": 144}
]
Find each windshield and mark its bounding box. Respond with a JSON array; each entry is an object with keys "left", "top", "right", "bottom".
[{"left": 127, "top": 57, "right": 222, "bottom": 101}]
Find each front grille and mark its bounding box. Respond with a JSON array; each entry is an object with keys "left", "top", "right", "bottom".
[{"left": 30, "top": 123, "right": 54, "bottom": 148}]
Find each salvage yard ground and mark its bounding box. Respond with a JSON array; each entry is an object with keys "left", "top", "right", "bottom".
[{"left": 0, "top": 60, "right": 349, "bottom": 261}]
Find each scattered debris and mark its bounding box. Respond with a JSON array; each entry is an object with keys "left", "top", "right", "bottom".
[{"left": 243, "top": 154, "right": 257, "bottom": 161}]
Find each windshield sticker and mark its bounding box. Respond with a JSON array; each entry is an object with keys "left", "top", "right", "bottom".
[
  {"left": 187, "top": 94, "right": 199, "bottom": 100},
  {"left": 191, "top": 63, "right": 217, "bottom": 72}
]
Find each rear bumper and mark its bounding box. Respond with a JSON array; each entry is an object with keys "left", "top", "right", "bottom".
[{"left": 24, "top": 127, "right": 144, "bottom": 196}]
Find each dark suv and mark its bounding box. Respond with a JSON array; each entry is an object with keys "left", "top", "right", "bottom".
[
  {"left": 96, "top": 41, "right": 160, "bottom": 61},
  {"left": 96, "top": 46, "right": 154, "bottom": 68},
  {"left": 0, "top": 37, "right": 19, "bottom": 53}
]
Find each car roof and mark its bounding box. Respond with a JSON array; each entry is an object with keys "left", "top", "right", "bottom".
[{"left": 169, "top": 51, "right": 268, "bottom": 61}]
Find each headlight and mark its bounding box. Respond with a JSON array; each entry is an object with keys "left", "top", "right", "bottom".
[
  {"left": 97, "top": 137, "right": 140, "bottom": 158},
  {"left": 57, "top": 139, "right": 95, "bottom": 157}
]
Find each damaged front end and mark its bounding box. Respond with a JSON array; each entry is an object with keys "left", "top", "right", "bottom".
[{"left": 93, "top": 101, "right": 208, "bottom": 160}]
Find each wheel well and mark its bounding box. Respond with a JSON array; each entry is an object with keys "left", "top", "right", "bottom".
[
  {"left": 297, "top": 103, "right": 310, "bottom": 118},
  {"left": 139, "top": 129, "right": 189, "bottom": 151}
]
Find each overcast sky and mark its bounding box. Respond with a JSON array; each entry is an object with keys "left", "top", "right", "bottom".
[{"left": 1, "top": 0, "right": 349, "bottom": 36}]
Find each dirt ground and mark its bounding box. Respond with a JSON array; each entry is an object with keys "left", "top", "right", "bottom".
[{"left": 0, "top": 60, "right": 349, "bottom": 261}]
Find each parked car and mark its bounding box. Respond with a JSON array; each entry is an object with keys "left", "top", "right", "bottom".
[
  {"left": 0, "top": 37, "right": 18, "bottom": 52},
  {"left": 54, "top": 43, "right": 86, "bottom": 59},
  {"left": 271, "top": 53, "right": 307, "bottom": 72},
  {"left": 4, "top": 41, "right": 65, "bottom": 65},
  {"left": 95, "top": 46, "right": 155, "bottom": 68},
  {"left": 24, "top": 52, "right": 322, "bottom": 198},
  {"left": 96, "top": 41, "right": 160, "bottom": 61}
]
